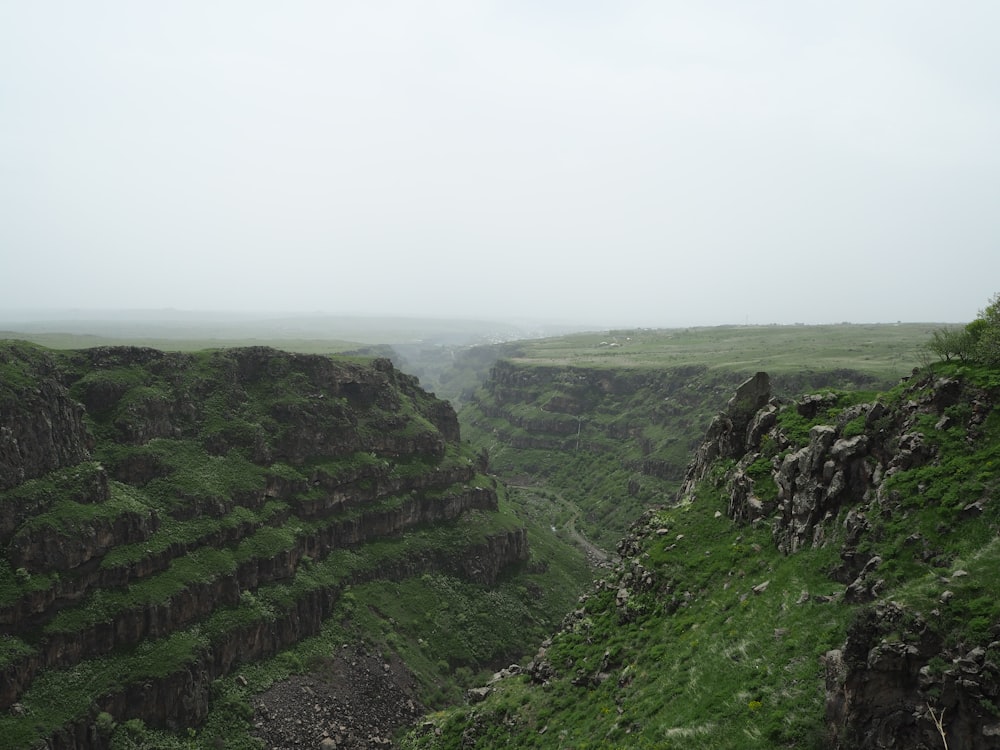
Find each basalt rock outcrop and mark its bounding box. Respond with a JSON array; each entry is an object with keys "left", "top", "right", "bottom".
[
  {"left": 0, "top": 342, "right": 528, "bottom": 749},
  {"left": 0, "top": 344, "right": 93, "bottom": 492},
  {"left": 685, "top": 368, "right": 1000, "bottom": 748},
  {"left": 678, "top": 370, "right": 773, "bottom": 492}
]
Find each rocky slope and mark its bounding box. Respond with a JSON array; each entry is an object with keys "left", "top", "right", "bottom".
[
  {"left": 679, "top": 368, "right": 1000, "bottom": 746},
  {"left": 0, "top": 342, "right": 529, "bottom": 749},
  {"left": 406, "top": 365, "right": 1000, "bottom": 749},
  {"left": 249, "top": 643, "right": 425, "bottom": 750}
]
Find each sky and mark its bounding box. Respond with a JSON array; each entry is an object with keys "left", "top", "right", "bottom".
[{"left": 2, "top": 1, "right": 999, "bottom": 328}]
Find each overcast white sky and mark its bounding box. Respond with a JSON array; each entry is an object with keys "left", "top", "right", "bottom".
[{"left": 2, "top": 1, "right": 998, "bottom": 327}]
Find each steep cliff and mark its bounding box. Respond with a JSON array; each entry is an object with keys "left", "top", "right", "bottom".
[
  {"left": 0, "top": 342, "right": 529, "bottom": 750},
  {"left": 681, "top": 367, "right": 1000, "bottom": 745},
  {"left": 405, "top": 364, "right": 1000, "bottom": 749},
  {"left": 0, "top": 342, "right": 92, "bottom": 491}
]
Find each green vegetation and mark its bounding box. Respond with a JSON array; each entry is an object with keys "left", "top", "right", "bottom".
[
  {"left": 404, "top": 480, "right": 851, "bottom": 750},
  {"left": 0, "top": 313, "right": 524, "bottom": 355},
  {"left": 100, "top": 500, "right": 288, "bottom": 571},
  {"left": 402, "top": 302, "right": 1000, "bottom": 750},
  {"left": 50, "top": 492, "right": 587, "bottom": 750},
  {"left": 463, "top": 365, "right": 720, "bottom": 548},
  {"left": 15, "top": 480, "right": 150, "bottom": 540},
  {"left": 858, "top": 369, "right": 1000, "bottom": 645},
  {"left": 927, "top": 293, "right": 1000, "bottom": 366},
  {"left": 463, "top": 363, "right": 893, "bottom": 550},
  {"left": 0, "top": 461, "right": 107, "bottom": 522},
  {"left": 1, "top": 314, "right": 987, "bottom": 749},
  {"left": 773, "top": 389, "right": 880, "bottom": 445},
  {"left": 0, "top": 331, "right": 362, "bottom": 355},
  {"left": 0, "top": 628, "right": 210, "bottom": 750},
  {"left": 0, "top": 636, "right": 34, "bottom": 671},
  {"left": 457, "top": 324, "right": 929, "bottom": 552},
  {"left": 1, "top": 342, "right": 590, "bottom": 749},
  {"left": 0, "top": 340, "right": 54, "bottom": 392},
  {"left": 497, "top": 323, "right": 932, "bottom": 376}
]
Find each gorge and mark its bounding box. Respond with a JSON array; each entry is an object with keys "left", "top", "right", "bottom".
[{"left": 2, "top": 319, "right": 997, "bottom": 749}]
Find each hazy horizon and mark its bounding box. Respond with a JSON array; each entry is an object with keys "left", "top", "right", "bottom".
[
  {"left": 3, "top": 2, "right": 998, "bottom": 328},
  {"left": 0, "top": 305, "right": 967, "bottom": 330}
]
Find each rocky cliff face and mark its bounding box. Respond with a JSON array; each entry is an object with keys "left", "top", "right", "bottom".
[
  {"left": 687, "top": 369, "right": 1000, "bottom": 748},
  {"left": 0, "top": 342, "right": 527, "bottom": 749},
  {"left": 678, "top": 370, "right": 773, "bottom": 492},
  {"left": 0, "top": 343, "right": 93, "bottom": 491}
]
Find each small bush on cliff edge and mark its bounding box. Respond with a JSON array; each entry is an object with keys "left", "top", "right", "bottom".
[{"left": 928, "top": 292, "right": 1000, "bottom": 366}]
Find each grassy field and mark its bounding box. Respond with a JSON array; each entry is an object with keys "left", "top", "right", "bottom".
[
  {"left": 1, "top": 321, "right": 944, "bottom": 385},
  {"left": 0, "top": 312, "right": 569, "bottom": 353},
  {"left": 500, "top": 323, "right": 939, "bottom": 378},
  {"left": 0, "top": 330, "right": 364, "bottom": 354}
]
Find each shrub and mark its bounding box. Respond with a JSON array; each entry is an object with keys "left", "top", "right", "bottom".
[{"left": 932, "top": 292, "right": 1000, "bottom": 367}]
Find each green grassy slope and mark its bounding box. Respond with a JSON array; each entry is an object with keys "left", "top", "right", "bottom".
[{"left": 501, "top": 323, "right": 935, "bottom": 375}]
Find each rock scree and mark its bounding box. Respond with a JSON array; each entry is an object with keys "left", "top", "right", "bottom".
[{"left": 252, "top": 643, "right": 425, "bottom": 750}]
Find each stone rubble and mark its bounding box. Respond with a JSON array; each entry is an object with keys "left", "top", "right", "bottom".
[{"left": 252, "top": 643, "right": 425, "bottom": 750}]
